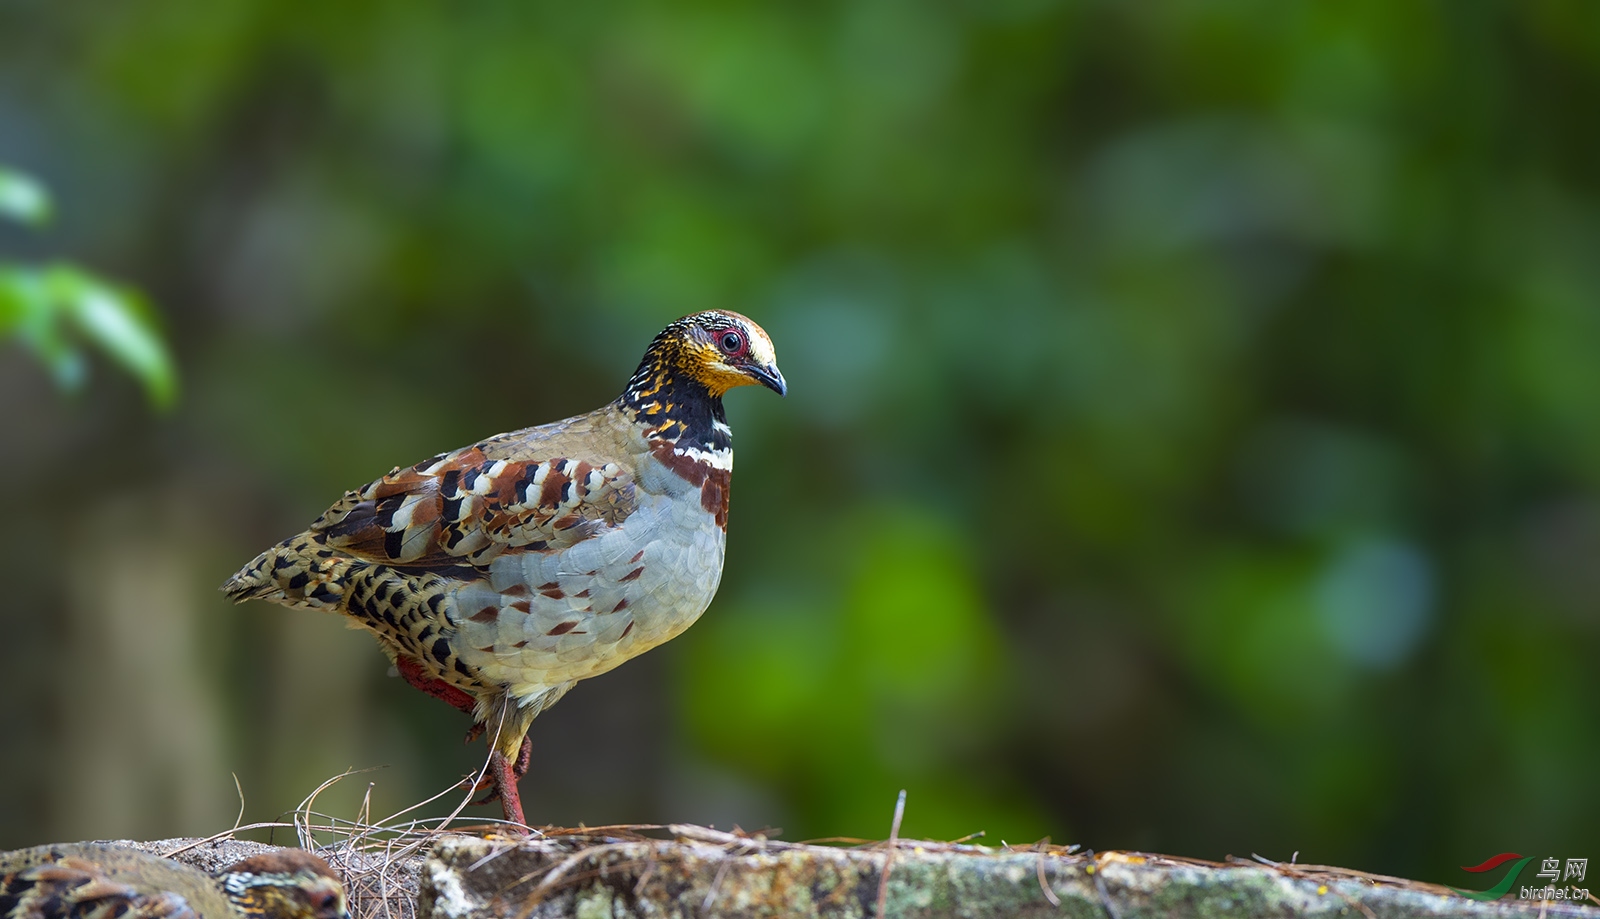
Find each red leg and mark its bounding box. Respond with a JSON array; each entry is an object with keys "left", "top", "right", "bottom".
[
  {"left": 513, "top": 736, "right": 532, "bottom": 776},
  {"left": 467, "top": 737, "right": 532, "bottom": 801},
  {"left": 395, "top": 656, "right": 477, "bottom": 715},
  {"left": 491, "top": 748, "right": 527, "bottom": 827},
  {"left": 394, "top": 655, "right": 530, "bottom": 827}
]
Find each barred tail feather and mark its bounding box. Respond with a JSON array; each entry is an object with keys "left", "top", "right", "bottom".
[
  {"left": 220, "top": 534, "right": 354, "bottom": 610},
  {"left": 219, "top": 549, "right": 278, "bottom": 602}
]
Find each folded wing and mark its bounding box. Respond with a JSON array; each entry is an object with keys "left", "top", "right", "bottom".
[{"left": 313, "top": 445, "right": 638, "bottom": 567}]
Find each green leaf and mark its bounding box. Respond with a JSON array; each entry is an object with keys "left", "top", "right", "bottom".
[
  {"left": 1, "top": 263, "right": 179, "bottom": 408},
  {"left": 0, "top": 167, "right": 52, "bottom": 226},
  {"left": 0, "top": 265, "right": 87, "bottom": 390},
  {"left": 0, "top": 267, "right": 32, "bottom": 329},
  {"left": 46, "top": 266, "right": 178, "bottom": 409}
]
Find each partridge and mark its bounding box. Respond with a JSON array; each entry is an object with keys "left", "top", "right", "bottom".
[
  {"left": 222, "top": 310, "right": 785, "bottom": 826},
  {"left": 0, "top": 844, "right": 348, "bottom": 919}
]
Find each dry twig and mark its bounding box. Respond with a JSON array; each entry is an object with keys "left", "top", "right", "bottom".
[{"left": 874, "top": 790, "right": 908, "bottom": 918}]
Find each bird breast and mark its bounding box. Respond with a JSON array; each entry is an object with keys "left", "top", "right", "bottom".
[{"left": 448, "top": 468, "right": 728, "bottom": 702}]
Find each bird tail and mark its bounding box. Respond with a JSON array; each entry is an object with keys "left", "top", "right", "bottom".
[{"left": 221, "top": 533, "right": 354, "bottom": 610}]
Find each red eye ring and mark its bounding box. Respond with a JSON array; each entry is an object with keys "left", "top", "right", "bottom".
[{"left": 717, "top": 330, "right": 745, "bottom": 355}]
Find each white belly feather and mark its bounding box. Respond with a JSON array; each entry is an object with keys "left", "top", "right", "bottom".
[{"left": 450, "top": 487, "right": 726, "bottom": 702}]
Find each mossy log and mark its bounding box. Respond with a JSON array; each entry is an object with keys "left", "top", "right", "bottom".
[{"left": 417, "top": 827, "right": 1597, "bottom": 919}]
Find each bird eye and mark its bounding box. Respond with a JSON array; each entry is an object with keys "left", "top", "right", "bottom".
[
  {"left": 308, "top": 890, "right": 342, "bottom": 916},
  {"left": 718, "top": 330, "right": 744, "bottom": 355}
]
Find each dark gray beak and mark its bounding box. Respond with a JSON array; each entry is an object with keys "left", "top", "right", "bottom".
[{"left": 749, "top": 363, "right": 787, "bottom": 397}]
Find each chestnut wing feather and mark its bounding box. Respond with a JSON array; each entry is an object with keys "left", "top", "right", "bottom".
[{"left": 312, "top": 445, "right": 636, "bottom": 566}]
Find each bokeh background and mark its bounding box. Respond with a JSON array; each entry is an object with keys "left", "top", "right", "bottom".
[{"left": 3, "top": 0, "right": 1598, "bottom": 887}]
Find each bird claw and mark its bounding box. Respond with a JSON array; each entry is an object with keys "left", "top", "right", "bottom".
[
  {"left": 459, "top": 771, "right": 498, "bottom": 803},
  {"left": 460, "top": 737, "right": 532, "bottom": 807}
]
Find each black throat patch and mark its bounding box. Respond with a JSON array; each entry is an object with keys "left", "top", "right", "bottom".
[{"left": 620, "top": 340, "right": 733, "bottom": 455}]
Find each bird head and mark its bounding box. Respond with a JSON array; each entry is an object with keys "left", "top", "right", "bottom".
[
  {"left": 631, "top": 310, "right": 786, "bottom": 400},
  {"left": 217, "top": 851, "right": 350, "bottom": 919}
]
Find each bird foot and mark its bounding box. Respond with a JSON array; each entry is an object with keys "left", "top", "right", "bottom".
[{"left": 462, "top": 737, "right": 532, "bottom": 812}]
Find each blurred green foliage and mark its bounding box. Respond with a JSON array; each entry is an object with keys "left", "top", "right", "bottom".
[
  {"left": 0, "top": 166, "right": 176, "bottom": 407},
  {"left": 0, "top": 168, "right": 51, "bottom": 226},
  {"left": 1, "top": 0, "right": 1598, "bottom": 888}
]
